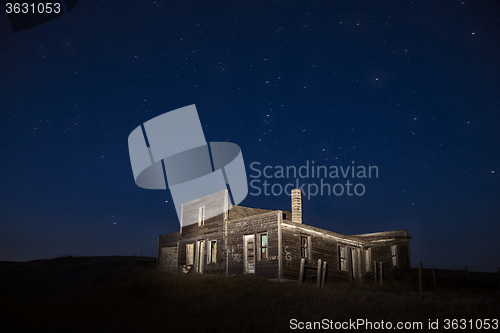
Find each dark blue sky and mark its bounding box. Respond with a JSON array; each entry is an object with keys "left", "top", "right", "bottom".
[{"left": 1, "top": 0, "right": 499, "bottom": 270}]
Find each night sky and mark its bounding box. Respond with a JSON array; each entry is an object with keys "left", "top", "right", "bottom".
[{"left": 1, "top": 0, "right": 499, "bottom": 271}]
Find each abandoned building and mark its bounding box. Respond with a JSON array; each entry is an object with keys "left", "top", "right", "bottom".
[{"left": 157, "top": 189, "right": 411, "bottom": 282}]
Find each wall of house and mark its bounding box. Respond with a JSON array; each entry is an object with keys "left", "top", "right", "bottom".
[
  {"left": 280, "top": 222, "right": 365, "bottom": 282},
  {"left": 355, "top": 230, "right": 411, "bottom": 279},
  {"left": 279, "top": 223, "right": 412, "bottom": 283},
  {"left": 158, "top": 205, "right": 411, "bottom": 283},
  {"left": 159, "top": 246, "right": 178, "bottom": 272},
  {"left": 158, "top": 232, "right": 181, "bottom": 272},
  {"left": 158, "top": 206, "right": 282, "bottom": 277},
  {"left": 225, "top": 210, "right": 280, "bottom": 278},
  {"left": 370, "top": 239, "right": 411, "bottom": 280},
  {"left": 178, "top": 211, "right": 225, "bottom": 273},
  {"left": 180, "top": 189, "right": 230, "bottom": 228}
]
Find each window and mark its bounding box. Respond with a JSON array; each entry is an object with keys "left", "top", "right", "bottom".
[
  {"left": 391, "top": 245, "right": 398, "bottom": 266},
  {"left": 259, "top": 233, "right": 268, "bottom": 260},
  {"left": 301, "top": 235, "right": 311, "bottom": 259},
  {"left": 364, "top": 248, "right": 371, "bottom": 272},
  {"left": 207, "top": 241, "right": 217, "bottom": 263},
  {"left": 198, "top": 206, "right": 205, "bottom": 226},
  {"left": 186, "top": 243, "right": 194, "bottom": 265},
  {"left": 339, "top": 245, "right": 347, "bottom": 271}
]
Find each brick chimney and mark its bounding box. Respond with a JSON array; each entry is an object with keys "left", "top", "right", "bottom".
[{"left": 291, "top": 188, "right": 302, "bottom": 224}]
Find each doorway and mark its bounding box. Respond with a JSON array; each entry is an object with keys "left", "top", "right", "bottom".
[
  {"left": 350, "top": 248, "right": 361, "bottom": 279},
  {"left": 243, "top": 235, "right": 255, "bottom": 274},
  {"left": 195, "top": 240, "right": 204, "bottom": 274}
]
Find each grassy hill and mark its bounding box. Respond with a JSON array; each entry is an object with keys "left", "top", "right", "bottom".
[{"left": 0, "top": 256, "right": 498, "bottom": 332}]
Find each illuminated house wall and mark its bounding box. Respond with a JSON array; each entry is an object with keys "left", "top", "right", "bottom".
[{"left": 158, "top": 189, "right": 411, "bottom": 282}]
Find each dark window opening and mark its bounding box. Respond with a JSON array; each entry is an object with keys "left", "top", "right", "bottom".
[
  {"left": 391, "top": 245, "right": 398, "bottom": 266},
  {"left": 208, "top": 241, "right": 216, "bottom": 263},
  {"left": 339, "top": 245, "right": 347, "bottom": 271},
  {"left": 301, "top": 235, "right": 310, "bottom": 259}
]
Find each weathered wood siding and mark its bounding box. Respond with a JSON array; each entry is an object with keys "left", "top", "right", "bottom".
[
  {"left": 279, "top": 223, "right": 412, "bottom": 282},
  {"left": 179, "top": 210, "right": 225, "bottom": 272},
  {"left": 180, "top": 189, "right": 230, "bottom": 228},
  {"left": 158, "top": 206, "right": 280, "bottom": 277},
  {"left": 226, "top": 211, "right": 280, "bottom": 278},
  {"left": 370, "top": 241, "right": 411, "bottom": 279},
  {"left": 158, "top": 205, "right": 411, "bottom": 282},
  {"left": 353, "top": 230, "right": 411, "bottom": 280},
  {"left": 281, "top": 222, "right": 364, "bottom": 281},
  {"left": 158, "top": 232, "right": 181, "bottom": 272},
  {"left": 159, "top": 246, "right": 178, "bottom": 272}
]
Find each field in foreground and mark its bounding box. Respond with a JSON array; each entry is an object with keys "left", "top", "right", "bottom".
[{"left": 0, "top": 256, "right": 498, "bottom": 332}]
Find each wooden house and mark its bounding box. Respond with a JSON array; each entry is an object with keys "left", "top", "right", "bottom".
[{"left": 158, "top": 189, "right": 411, "bottom": 282}]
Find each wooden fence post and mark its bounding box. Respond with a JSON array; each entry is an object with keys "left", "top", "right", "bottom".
[
  {"left": 432, "top": 265, "right": 437, "bottom": 286},
  {"left": 299, "top": 258, "right": 305, "bottom": 285},
  {"left": 379, "top": 262, "right": 383, "bottom": 286},
  {"left": 374, "top": 261, "right": 378, "bottom": 285},
  {"left": 317, "top": 259, "right": 322, "bottom": 288},
  {"left": 418, "top": 262, "right": 423, "bottom": 299}
]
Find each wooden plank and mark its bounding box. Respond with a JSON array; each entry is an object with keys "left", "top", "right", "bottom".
[
  {"left": 317, "top": 259, "right": 322, "bottom": 288},
  {"left": 278, "top": 211, "right": 282, "bottom": 280},
  {"left": 379, "top": 261, "right": 383, "bottom": 286},
  {"left": 299, "top": 258, "right": 305, "bottom": 284},
  {"left": 321, "top": 261, "right": 327, "bottom": 288}
]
